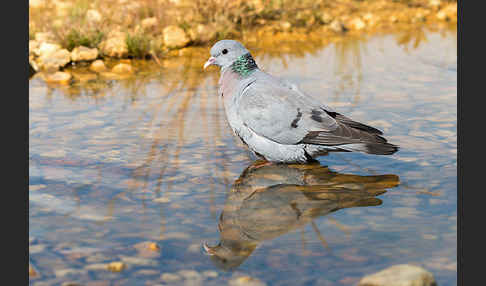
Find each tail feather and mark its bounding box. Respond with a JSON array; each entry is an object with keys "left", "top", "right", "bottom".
[{"left": 336, "top": 142, "right": 399, "bottom": 155}]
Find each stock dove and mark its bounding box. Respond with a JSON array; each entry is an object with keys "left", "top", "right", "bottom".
[{"left": 204, "top": 40, "right": 398, "bottom": 163}]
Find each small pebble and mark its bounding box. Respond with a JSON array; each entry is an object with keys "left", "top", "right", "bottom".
[
  {"left": 202, "top": 270, "right": 219, "bottom": 278},
  {"left": 107, "top": 261, "right": 125, "bottom": 272},
  {"left": 161, "top": 273, "right": 182, "bottom": 283},
  {"left": 153, "top": 197, "right": 170, "bottom": 203}
]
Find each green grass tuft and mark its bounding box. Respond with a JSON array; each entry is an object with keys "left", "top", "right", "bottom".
[
  {"left": 126, "top": 33, "right": 151, "bottom": 58},
  {"left": 64, "top": 29, "right": 104, "bottom": 51}
]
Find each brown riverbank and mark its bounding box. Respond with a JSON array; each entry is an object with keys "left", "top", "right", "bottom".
[{"left": 29, "top": 0, "right": 457, "bottom": 76}]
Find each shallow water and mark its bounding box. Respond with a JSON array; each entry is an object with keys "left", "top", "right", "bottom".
[{"left": 29, "top": 27, "right": 457, "bottom": 286}]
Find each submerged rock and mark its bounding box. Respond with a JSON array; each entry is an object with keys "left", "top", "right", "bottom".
[
  {"left": 61, "top": 282, "right": 82, "bottom": 286},
  {"left": 71, "top": 71, "right": 98, "bottom": 82},
  {"left": 163, "top": 25, "right": 190, "bottom": 49},
  {"left": 178, "top": 269, "right": 201, "bottom": 280},
  {"left": 107, "top": 261, "right": 125, "bottom": 272},
  {"left": 161, "top": 273, "right": 182, "bottom": 283},
  {"left": 54, "top": 268, "right": 87, "bottom": 278},
  {"left": 229, "top": 275, "right": 267, "bottom": 286},
  {"left": 112, "top": 63, "right": 133, "bottom": 74},
  {"left": 358, "top": 264, "right": 437, "bottom": 286},
  {"left": 71, "top": 46, "right": 99, "bottom": 62},
  {"left": 133, "top": 241, "right": 161, "bottom": 258},
  {"left": 202, "top": 270, "right": 218, "bottom": 278},
  {"left": 89, "top": 60, "right": 107, "bottom": 72},
  {"left": 44, "top": 71, "right": 72, "bottom": 84}
]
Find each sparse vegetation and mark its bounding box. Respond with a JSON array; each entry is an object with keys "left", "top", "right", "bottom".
[
  {"left": 29, "top": 0, "right": 457, "bottom": 60},
  {"left": 126, "top": 33, "right": 152, "bottom": 58},
  {"left": 63, "top": 29, "right": 105, "bottom": 51}
]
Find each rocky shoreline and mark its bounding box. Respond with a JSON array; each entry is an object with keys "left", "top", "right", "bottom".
[{"left": 29, "top": 0, "right": 457, "bottom": 81}]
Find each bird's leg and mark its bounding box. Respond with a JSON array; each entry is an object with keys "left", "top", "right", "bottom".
[
  {"left": 247, "top": 159, "right": 273, "bottom": 171},
  {"left": 311, "top": 221, "right": 331, "bottom": 252}
]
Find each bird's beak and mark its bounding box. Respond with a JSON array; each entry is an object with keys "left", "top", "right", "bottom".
[{"left": 203, "top": 57, "right": 216, "bottom": 70}]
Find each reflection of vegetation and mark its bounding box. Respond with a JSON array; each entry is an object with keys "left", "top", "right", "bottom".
[
  {"left": 333, "top": 36, "right": 367, "bottom": 103},
  {"left": 204, "top": 162, "right": 400, "bottom": 271},
  {"left": 396, "top": 27, "right": 428, "bottom": 52}
]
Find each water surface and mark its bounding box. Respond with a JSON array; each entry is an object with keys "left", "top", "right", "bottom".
[{"left": 29, "top": 27, "right": 457, "bottom": 286}]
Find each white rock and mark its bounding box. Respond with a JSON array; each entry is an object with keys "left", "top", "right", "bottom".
[
  {"left": 29, "top": 0, "right": 46, "bottom": 9},
  {"left": 329, "top": 19, "right": 345, "bottom": 33},
  {"left": 53, "top": 0, "right": 73, "bottom": 17},
  {"left": 29, "top": 40, "right": 39, "bottom": 56},
  {"left": 350, "top": 18, "right": 366, "bottom": 30},
  {"left": 71, "top": 46, "right": 98, "bottom": 62},
  {"left": 37, "top": 49, "right": 71, "bottom": 71},
  {"left": 35, "top": 32, "right": 56, "bottom": 43},
  {"left": 100, "top": 33, "right": 128, "bottom": 58},
  {"left": 37, "top": 42, "right": 61, "bottom": 57},
  {"left": 428, "top": 0, "right": 441, "bottom": 8},
  {"left": 141, "top": 17, "right": 158, "bottom": 30},
  {"left": 280, "top": 21, "right": 292, "bottom": 32},
  {"left": 163, "top": 25, "right": 190, "bottom": 49},
  {"left": 86, "top": 9, "right": 102, "bottom": 24},
  {"left": 436, "top": 4, "right": 457, "bottom": 21},
  {"left": 358, "top": 264, "right": 437, "bottom": 286},
  {"left": 188, "top": 24, "right": 215, "bottom": 44}
]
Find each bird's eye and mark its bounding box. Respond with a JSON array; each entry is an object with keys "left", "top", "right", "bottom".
[{"left": 222, "top": 49, "right": 228, "bottom": 55}]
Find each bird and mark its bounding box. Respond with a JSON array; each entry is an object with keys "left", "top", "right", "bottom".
[{"left": 203, "top": 40, "right": 398, "bottom": 163}]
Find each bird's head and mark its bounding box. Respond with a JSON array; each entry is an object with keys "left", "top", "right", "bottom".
[{"left": 203, "top": 40, "right": 253, "bottom": 71}]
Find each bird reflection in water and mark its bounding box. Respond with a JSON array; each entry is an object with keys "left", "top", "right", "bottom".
[{"left": 203, "top": 160, "right": 400, "bottom": 270}]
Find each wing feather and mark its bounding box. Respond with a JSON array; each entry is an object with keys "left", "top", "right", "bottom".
[{"left": 235, "top": 71, "right": 396, "bottom": 155}]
